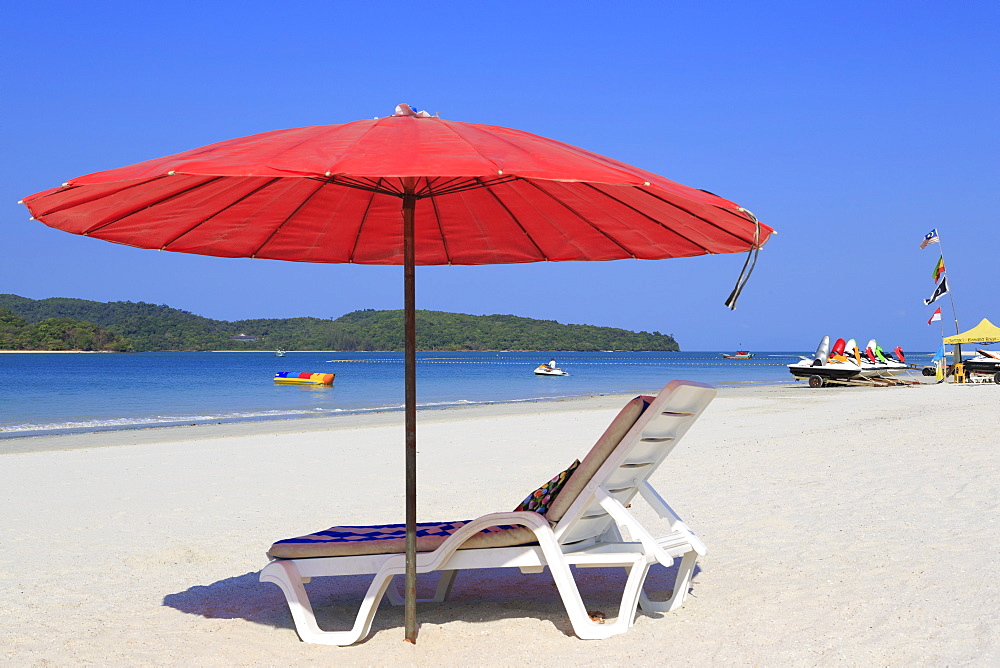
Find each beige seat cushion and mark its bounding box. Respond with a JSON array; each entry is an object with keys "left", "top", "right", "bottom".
[{"left": 545, "top": 395, "right": 651, "bottom": 522}]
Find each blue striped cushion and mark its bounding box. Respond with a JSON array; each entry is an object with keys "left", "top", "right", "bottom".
[{"left": 268, "top": 520, "right": 538, "bottom": 558}]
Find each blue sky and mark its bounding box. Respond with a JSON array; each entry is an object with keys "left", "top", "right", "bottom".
[{"left": 2, "top": 2, "right": 997, "bottom": 350}]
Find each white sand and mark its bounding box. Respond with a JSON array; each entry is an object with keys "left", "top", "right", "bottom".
[{"left": 1, "top": 381, "right": 998, "bottom": 665}]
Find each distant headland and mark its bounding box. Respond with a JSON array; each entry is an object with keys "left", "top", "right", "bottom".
[{"left": 0, "top": 294, "right": 680, "bottom": 353}]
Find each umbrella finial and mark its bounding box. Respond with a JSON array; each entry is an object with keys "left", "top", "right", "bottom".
[{"left": 394, "top": 103, "right": 434, "bottom": 118}]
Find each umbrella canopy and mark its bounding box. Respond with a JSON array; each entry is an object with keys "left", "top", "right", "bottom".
[
  {"left": 943, "top": 318, "right": 1000, "bottom": 344},
  {"left": 20, "top": 105, "right": 775, "bottom": 643},
  {"left": 22, "top": 107, "right": 771, "bottom": 266}
]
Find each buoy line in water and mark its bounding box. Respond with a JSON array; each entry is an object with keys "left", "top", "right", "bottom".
[{"left": 323, "top": 359, "right": 790, "bottom": 367}]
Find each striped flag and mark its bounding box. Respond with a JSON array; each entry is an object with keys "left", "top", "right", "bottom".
[
  {"left": 932, "top": 256, "right": 945, "bottom": 281},
  {"left": 920, "top": 228, "right": 939, "bottom": 249},
  {"left": 928, "top": 307, "right": 942, "bottom": 325}
]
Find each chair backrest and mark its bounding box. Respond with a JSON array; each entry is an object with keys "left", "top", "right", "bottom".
[{"left": 548, "top": 380, "right": 716, "bottom": 549}]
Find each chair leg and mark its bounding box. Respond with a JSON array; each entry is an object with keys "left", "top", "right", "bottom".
[
  {"left": 545, "top": 557, "right": 644, "bottom": 640},
  {"left": 433, "top": 570, "right": 457, "bottom": 602},
  {"left": 385, "top": 576, "right": 404, "bottom": 606},
  {"left": 638, "top": 550, "right": 698, "bottom": 613},
  {"left": 260, "top": 559, "right": 395, "bottom": 646},
  {"left": 618, "top": 560, "right": 653, "bottom": 628},
  {"left": 578, "top": 557, "right": 653, "bottom": 636},
  {"left": 385, "top": 570, "right": 458, "bottom": 605}
]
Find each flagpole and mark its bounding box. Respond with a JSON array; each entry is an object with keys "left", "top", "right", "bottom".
[
  {"left": 935, "top": 233, "right": 961, "bottom": 336},
  {"left": 934, "top": 231, "right": 962, "bottom": 370}
]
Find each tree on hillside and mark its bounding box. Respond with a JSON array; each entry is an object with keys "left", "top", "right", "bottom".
[{"left": 0, "top": 307, "right": 31, "bottom": 349}]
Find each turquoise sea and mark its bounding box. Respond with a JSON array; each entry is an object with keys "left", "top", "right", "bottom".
[{"left": 0, "top": 350, "right": 934, "bottom": 439}]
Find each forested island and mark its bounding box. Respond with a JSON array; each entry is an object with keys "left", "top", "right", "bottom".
[{"left": 0, "top": 294, "right": 680, "bottom": 352}]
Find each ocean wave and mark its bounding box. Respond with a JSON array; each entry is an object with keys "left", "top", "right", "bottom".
[
  {"left": 0, "top": 394, "right": 584, "bottom": 438},
  {"left": 0, "top": 408, "right": 326, "bottom": 435}
]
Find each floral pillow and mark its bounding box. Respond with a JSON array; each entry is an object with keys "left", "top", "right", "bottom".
[{"left": 514, "top": 459, "right": 580, "bottom": 516}]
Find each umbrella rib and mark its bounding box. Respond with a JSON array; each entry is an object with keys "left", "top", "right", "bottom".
[
  {"left": 344, "top": 176, "right": 403, "bottom": 197},
  {"left": 81, "top": 176, "right": 225, "bottom": 236},
  {"left": 31, "top": 175, "right": 172, "bottom": 220},
  {"left": 319, "top": 175, "right": 404, "bottom": 197},
  {"left": 519, "top": 179, "right": 636, "bottom": 258},
  {"left": 634, "top": 187, "right": 761, "bottom": 248},
  {"left": 420, "top": 175, "right": 517, "bottom": 197},
  {"left": 348, "top": 179, "right": 382, "bottom": 263},
  {"left": 159, "top": 177, "right": 283, "bottom": 250},
  {"left": 579, "top": 182, "right": 712, "bottom": 254},
  {"left": 427, "top": 192, "right": 453, "bottom": 264},
  {"left": 249, "top": 178, "right": 330, "bottom": 258},
  {"left": 308, "top": 175, "right": 517, "bottom": 200},
  {"left": 420, "top": 177, "right": 465, "bottom": 197},
  {"left": 478, "top": 178, "right": 548, "bottom": 260}
]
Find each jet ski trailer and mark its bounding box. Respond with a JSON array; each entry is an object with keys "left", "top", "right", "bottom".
[
  {"left": 788, "top": 336, "right": 919, "bottom": 387},
  {"left": 788, "top": 336, "right": 865, "bottom": 387}
]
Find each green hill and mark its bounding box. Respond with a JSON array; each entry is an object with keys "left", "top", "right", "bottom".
[
  {"left": 0, "top": 294, "right": 680, "bottom": 352},
  {"left": 0, "top": 306, "right": 132, "bottom": 351}
]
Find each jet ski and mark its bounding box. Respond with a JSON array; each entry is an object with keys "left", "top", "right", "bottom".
[
  {"left": 857, "top": 339, "right": 908, "bottom": 377},
  {"left": 961, "top": 349, "right": 1000, "bottom": 382},
  {"left": 788, "top": 336, "right": 864, "bottom": 386},
  {"left": 534, "top": 363, "right": 569, "bottom": 376}
]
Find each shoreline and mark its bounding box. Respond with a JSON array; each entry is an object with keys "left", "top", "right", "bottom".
[
  {"left": 4, "top": 349, "right": 817, "bottom": 442},
  {"left": 0, "top": 381, "right": 805, "bottom": 453}
]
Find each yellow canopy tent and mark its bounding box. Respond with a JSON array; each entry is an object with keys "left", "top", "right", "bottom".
[{"left": 943, "top": 318, "right": 1000, "bottom": 344}]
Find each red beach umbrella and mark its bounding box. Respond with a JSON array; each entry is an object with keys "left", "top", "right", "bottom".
[{"left": 20, "top": 104, "right": 775, "bottom": 642}]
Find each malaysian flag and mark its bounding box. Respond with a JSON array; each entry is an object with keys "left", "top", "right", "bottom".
[{"left": 920, "top": 228, "right": 939, "bottom": 249}]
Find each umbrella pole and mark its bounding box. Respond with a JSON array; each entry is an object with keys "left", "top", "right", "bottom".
[{"left": 402, "top": 183, "right": 418, "bottom": 643}]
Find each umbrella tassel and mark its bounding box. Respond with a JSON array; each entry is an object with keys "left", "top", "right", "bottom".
[{"left": 723, "top": 214, "right": 762, "bottom": 310}]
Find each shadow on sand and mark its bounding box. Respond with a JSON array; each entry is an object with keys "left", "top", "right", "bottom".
[{"left": 162, "top": 561, "right": 697, "bottom": 643}]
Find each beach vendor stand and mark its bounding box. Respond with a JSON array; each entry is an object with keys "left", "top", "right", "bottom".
[{"left": 943, "top": 319, "right": 1000, "bottom": 383}]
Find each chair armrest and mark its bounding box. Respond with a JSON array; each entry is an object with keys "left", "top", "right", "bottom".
[
  {"left": 638, "top": 481, "right": 683, "bottom": 530},
  {"left": 596, "top": 488, "right": 706, "bottom": 564},
  {"left": 409, "top": 511, "right": 557, "bottom": 573},
  {"left": 638, "top": 482, "right": 706, "bottom": 556}
]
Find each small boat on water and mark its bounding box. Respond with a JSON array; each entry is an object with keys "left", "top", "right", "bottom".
[
  {"left": 721, "top": 350, "right": 754, "bottom": 359},
  {"left": 534, "top": 363, "right": 568, "bottom": 376},
  {"left": 275, "top": 349, "right": 286, "bottom": 357},
  {"left": 273, "top": 372, "right": 335, "bottom": 385}
]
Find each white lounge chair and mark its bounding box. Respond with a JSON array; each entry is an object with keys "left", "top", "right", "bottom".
[{"left": 260, "top": 380, "right": 716, "bottom": 645}]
